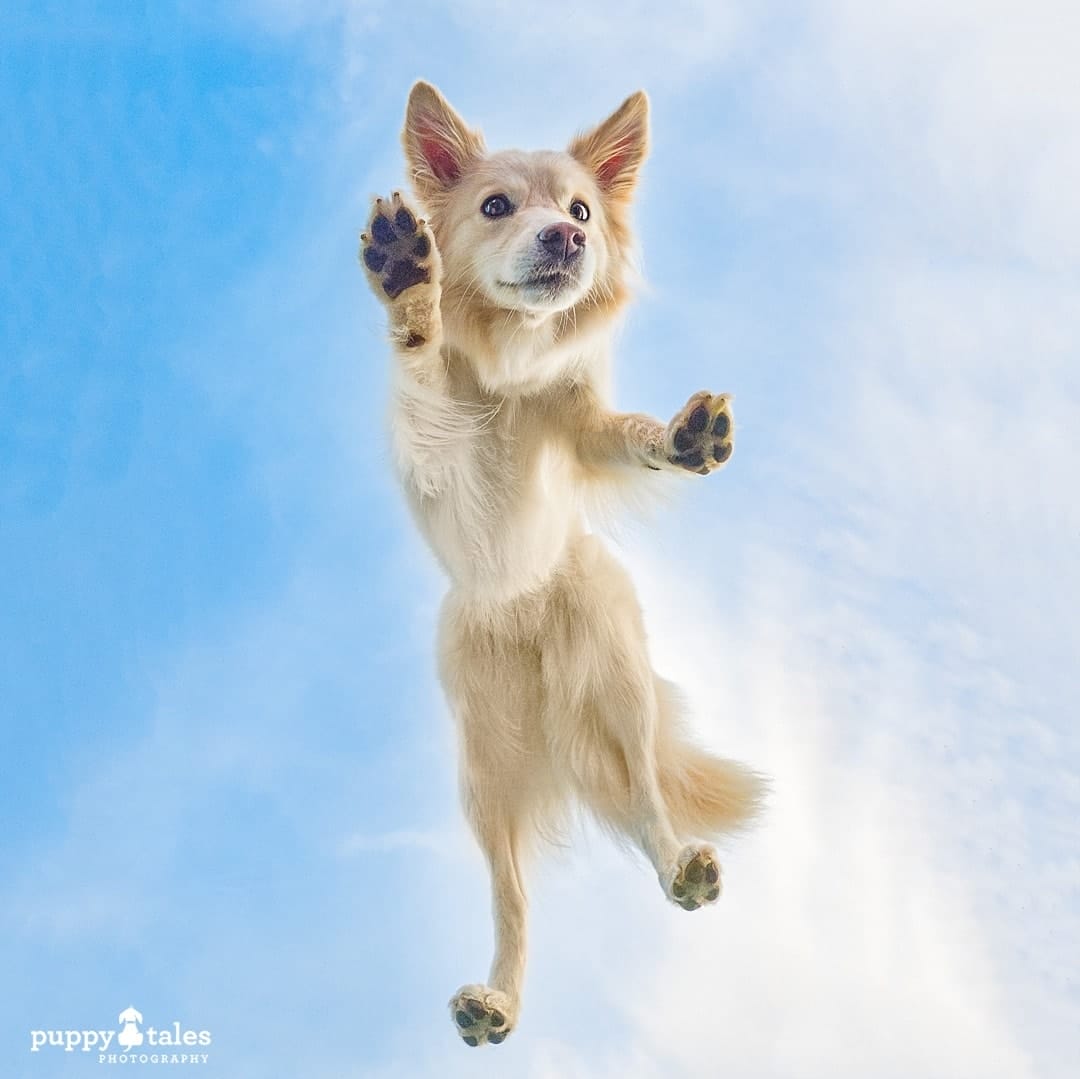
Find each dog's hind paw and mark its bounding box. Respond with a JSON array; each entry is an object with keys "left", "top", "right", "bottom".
[
  {"left": 667, "top": 844, "right": 722, "bottom": 910},
  {"left": 665, "top": 391, "right": 734, "bottom": 474},
  {"left": 449, "top": 984, "right": 515, "bottom": 1047}
]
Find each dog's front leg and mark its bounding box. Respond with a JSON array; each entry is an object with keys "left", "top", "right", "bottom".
[
  {"left": 362, "top": 192, "right": 471, "bottom": 498},
  {"left": 360, "top": 192, "right": 444, "bottom": 385},
  {"left": 577, "top": 391, "right": 736, "bottom": 475}
]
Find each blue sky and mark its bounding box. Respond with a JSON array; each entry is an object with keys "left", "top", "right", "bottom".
[{"left": 3, "top": 1, "right": 1078, "bottom": 1076}]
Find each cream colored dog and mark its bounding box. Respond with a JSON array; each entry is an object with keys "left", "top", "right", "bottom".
[{"left": 360, "top": 81, "right": 764, "bottom": 1048}]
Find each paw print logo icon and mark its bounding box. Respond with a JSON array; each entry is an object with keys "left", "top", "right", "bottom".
[{"left": 117, "top": 1006, "right": 144, "bottom": 1051}]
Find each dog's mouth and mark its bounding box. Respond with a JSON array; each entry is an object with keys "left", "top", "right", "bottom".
[{"left": 499, "top": 269, "right": 578, "bottom": 293}]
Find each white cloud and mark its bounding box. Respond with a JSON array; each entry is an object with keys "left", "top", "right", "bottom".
[
  {"left": 759, "top": 0, "right": 1080, "bottom": 269},
  {"left": 448, "top": 0, "right": 745, "bottom": 89},
  {"left": 602, "top": 543, "right": 1040, "bottom": 1078}
]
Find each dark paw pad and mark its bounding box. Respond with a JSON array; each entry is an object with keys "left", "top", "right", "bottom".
[
  {"left": 687, "top": 404, "right": 710, "bottom": 433},
  {"left": 673, "top": 427, "right": 696, "bottom": 454},
  {"left": 371, "top": 212, "right": 396, "bottom": 245},
  {"left": 384, "top": 258, "right": 428, "bottom": 298},
  {"left": 674, "top": 449, "right": 705, "bottom": 471}
]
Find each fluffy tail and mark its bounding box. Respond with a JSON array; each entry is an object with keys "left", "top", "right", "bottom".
[{"left": 654, "top": 679, "right": 767, "bottom": 837}]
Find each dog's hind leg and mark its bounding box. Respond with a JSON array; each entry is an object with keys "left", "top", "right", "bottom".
[
  {"left": 438, "top": 600, "right": 547, "bottom": 1048},
  {"left": 542, "top": 535, "right": 733, "bottom": 910},
  {"left": 447, "top": 813, "right": 527, "bottom": 1048}
]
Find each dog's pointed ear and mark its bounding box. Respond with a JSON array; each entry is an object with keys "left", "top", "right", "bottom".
[
  {"left": 403, "top": 81, "right": 485, "bottom": 203},
  {"left": 569, "top": 91, "right": 649, "bottom": 199}
]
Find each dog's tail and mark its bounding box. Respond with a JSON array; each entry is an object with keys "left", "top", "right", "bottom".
[{"left": 654, "top": 678, "right": 767, "bottom": 837}]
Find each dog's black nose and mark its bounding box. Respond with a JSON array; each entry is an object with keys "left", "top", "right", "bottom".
[{"left": 537, "top": 222, "right": 586, "bottom": 261}]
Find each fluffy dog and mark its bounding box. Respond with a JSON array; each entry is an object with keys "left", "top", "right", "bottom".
[{"left": 360, "top": 81, "right": 764, "bottom": 1048}]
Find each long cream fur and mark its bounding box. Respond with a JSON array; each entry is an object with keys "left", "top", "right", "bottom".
[{"left": 360, "top": 81, "right": 764, "bottom": 1048}]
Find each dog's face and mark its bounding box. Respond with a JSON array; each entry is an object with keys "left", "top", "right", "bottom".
[
  {"left": 401, "top": 83, "right": 648, "bottom": 321},
  {"left": 435, "top": 150, "right": 605, "bottom": 314}
]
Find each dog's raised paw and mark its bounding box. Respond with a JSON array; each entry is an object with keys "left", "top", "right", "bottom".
[
  {"left": 668, "top": 844, "right": 722, "bottom": 910},
  {"left": 666, "top": 391, "right": 734, "bottom": 474},
  {"left": 361, "top": 192, "right": 436, "bottom": 301},
  {"left": 448, "top": 984, "right": 514, "bottom": 1048}
]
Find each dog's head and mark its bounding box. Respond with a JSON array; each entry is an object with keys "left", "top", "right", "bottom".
[{"left": 401, "top": 82, "right": 647, "bottom": 322}]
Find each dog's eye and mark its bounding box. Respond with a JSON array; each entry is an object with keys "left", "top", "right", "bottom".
[
  {"left": 482, "top": 195, "right": 513, "bottom": 218},
  {"left": 569, "top": 200, "right": 590, "bottom": 222}
]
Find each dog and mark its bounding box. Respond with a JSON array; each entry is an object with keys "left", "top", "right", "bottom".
[{"left": 360, "top": 81, "right": 764, "bottom": 1048}]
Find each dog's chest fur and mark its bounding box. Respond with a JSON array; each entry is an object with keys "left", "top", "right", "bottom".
[{"left": 391, "top": 345, "right": 598, "bottom": 604}]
